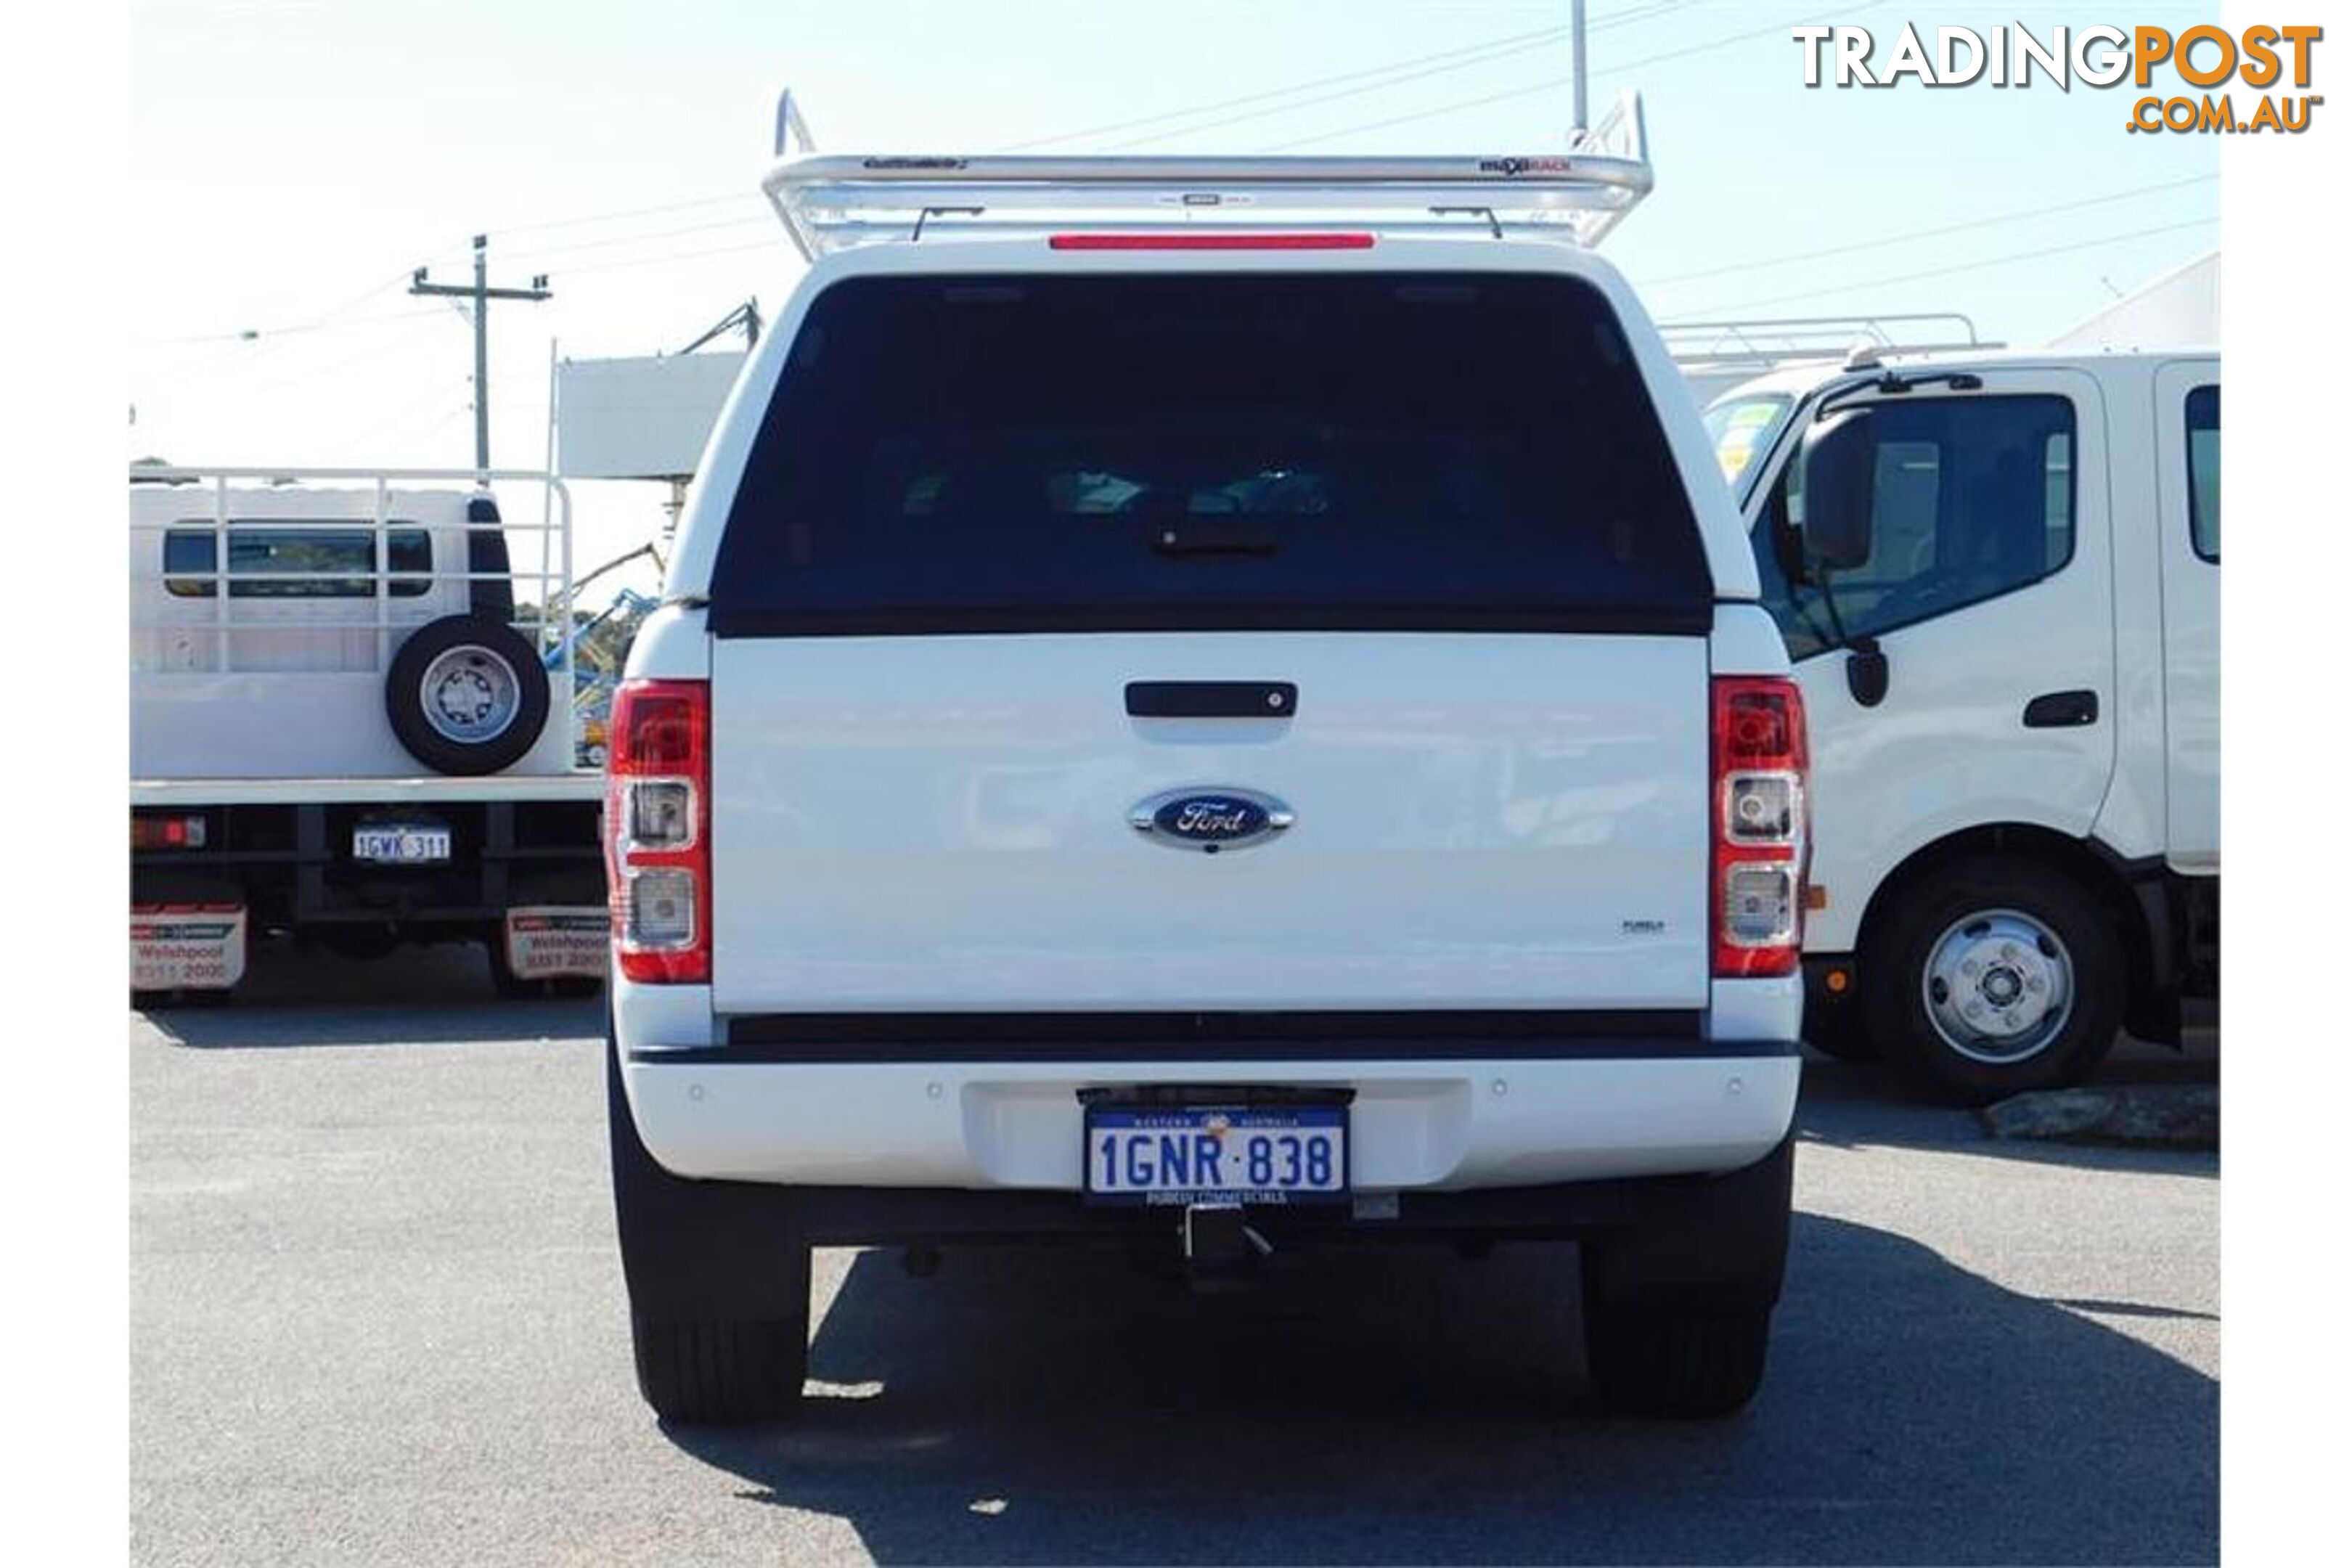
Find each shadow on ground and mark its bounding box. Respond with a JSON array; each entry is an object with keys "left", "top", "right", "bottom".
[
  {"left": 667, "top": 1214, "right": 2217, "bottom": 1566},
  {"left": 1794, "top": 1028, "right": 2219, "bottom": 1177},
  {"left": 134, "top": 934, "right": 605, "bottom": 1048}
]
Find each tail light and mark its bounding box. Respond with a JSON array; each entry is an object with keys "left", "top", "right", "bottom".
[
  {"left": 131, "top": 813, "right": 208, "bottom": 850},
  {"left": 607, "top": 679, "right": 711, "bottom": 984},
  {"left": 1711, "top": 677, "right": 1809, "bottom": 979}
]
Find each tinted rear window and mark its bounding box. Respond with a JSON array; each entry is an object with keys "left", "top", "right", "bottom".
[{"left": 710, "top": 272, "right": 1710, "bottom": 635}]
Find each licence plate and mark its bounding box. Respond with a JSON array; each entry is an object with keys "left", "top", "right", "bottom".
[
  {"left": 352, "top": 825, "right": 452, "bottom": 864},
  {"left": 1085, "top": 1104, "right": 1349, "bottom": 1206}
]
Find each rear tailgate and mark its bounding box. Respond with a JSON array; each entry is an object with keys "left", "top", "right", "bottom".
[
  {"left": 702, "top": 265, "right": 1717, "bottom": 1019},
  {"left": 711, "top": 632, "right": 1707, "bottom": 1011}
]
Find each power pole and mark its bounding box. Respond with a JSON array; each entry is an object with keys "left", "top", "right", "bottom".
[{"left": 410, "top": 234, "right": 552, "bottom": 472}]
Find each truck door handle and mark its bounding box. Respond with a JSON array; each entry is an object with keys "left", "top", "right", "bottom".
[
  {"left": 1126, "top": 681, "right": 1297, "bottom": 719},
  {"left": 2022, "top": 690, "right": 2099, "bottom": 728}
]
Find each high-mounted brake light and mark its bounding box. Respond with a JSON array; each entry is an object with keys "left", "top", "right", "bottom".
[
  {"left": 1710, "top": 677, "right": 1809, "bottom": 979},
  {"left": 1048, "top": 232, "right": 1377, "bottom": 250},
  {"left": 607, "top": 679, "right": 711, "bottom": 984}
]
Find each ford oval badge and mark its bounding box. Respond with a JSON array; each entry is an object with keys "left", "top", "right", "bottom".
[{"left": 1130, "top": 787, "right": 1295, "bottom": 854}]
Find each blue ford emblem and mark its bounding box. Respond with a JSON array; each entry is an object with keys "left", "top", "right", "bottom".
[{"left": 1130, "top": 787, "right": 1295, "bottom": 854}]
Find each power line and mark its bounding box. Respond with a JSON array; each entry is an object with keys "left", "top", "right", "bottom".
[
  {"left": 1010, "top": 22, "right": 1572, "bottom": 152},
  {"left": 136, "top": 301, "right": 447, "bottom": 349},
  {"left": 457, "top": 3, "right": 1693, "bottom": 242},
  {"left": 496, "top": 209, "right": 772, "bottom": 269},
  {"left": 327, "top": 377, "right": 474, "bottom": 460},
  {"left": 1099, "top": 1, "right": 1703, "bottom": 151},
  {"left": 126, "top": 1, "right": 1716, "bottom": 340},
  {"left": 557, "top": 235, "right": 783, "bottom": 278},
  {"left": 1264, "top": 4, "right": 1882, "bottom": 150},
  {"left": 1113, "top": 30, "right": 1577, "bottom": 151},
  {"left": 489, "top": 189, "right": 762, "bottom": 243},
  {"left": 1685, "top": 216, "right": 2217, "bottom": 319},
  {"left": 1641, "top": 172, "right": 2218, "bottom": 288}
]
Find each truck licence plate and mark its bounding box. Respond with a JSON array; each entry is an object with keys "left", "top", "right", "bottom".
[
  {"left": 1084, "top": 1104, "right": 1349, "bottom": 1206},
  {"left": 352, "top": 825, "right": 452, "bottom": 864}
]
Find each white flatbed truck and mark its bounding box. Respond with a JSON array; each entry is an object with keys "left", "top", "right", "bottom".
[{"left": 129, "top": 467, "right": 609, "bottom": 1000}]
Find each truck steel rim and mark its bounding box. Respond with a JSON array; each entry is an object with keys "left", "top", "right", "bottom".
[
  {"left": 418, "top": 645, "right": 521, "bottom": 746},
  {"left": 1920, "top": 907, "right": 2075, "bottom": 1064}
]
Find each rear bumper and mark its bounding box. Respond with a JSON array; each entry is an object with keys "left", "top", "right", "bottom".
[{"left": 619, "top": 1045, "right": 1800, "bottom": 1192}]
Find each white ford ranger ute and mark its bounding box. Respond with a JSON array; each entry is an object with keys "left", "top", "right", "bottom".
[{"left": 605, "top": 126, "right": 1818, "bottom": 1425}]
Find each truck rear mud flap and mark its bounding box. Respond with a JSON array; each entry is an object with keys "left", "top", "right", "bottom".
[
  {"left": 501, "top": 905, "right": 611, "bottom": 981},
  {"left": 131, "top": 902, "right": 248, "bottom": 994}
]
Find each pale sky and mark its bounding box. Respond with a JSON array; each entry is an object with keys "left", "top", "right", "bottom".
[{"left": 128, "top": 0, "right": 2222, "bottom": 586}]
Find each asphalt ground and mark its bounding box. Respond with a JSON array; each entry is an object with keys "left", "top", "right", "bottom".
[{"left": 131, "top": 940, "right": 2218, "bottom": 1566}]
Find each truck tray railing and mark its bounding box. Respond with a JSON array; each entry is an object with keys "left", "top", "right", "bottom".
[
  {"left": 1660, "top": 313, "right": 1998, "bottom": 374},
  {"left": 128, "top": 467, "right": 578, "bottom": 762},
  {"left": 761, "top": 86, "right": 1652, "bottom": 262}
]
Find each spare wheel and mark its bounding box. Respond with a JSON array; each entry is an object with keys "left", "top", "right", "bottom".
[{"left": 385, "top": 615, "right": 550, "bottom": 775}]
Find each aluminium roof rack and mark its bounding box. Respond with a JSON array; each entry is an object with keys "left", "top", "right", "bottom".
[
  {"left": 1659, "top": 314, "right": 2000, "bottom": 374},
  {"left": 760, "top": 87, "right": 1652, "bottom": 264}
]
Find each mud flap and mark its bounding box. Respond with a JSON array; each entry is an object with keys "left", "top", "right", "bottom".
[
  {"left": 502, "top": 905, "right": 611, "bottom": 981},
  {"left": 608, "top": 1034, "right": 808, "bottom": 1322},
  {"left": 131, "top": 902, "right": 248, "bottom": 992},
  {"left": 1580, "top": 1132, "right": 1795, "bottom": 1312}
]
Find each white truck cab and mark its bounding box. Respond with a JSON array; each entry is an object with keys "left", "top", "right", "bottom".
[
  {"left": 1704, "top": 348, "right": 2219, "bottom": 1100},
  {"left": 605, "top": 97, "right": 1810, "bottom": 1425}
]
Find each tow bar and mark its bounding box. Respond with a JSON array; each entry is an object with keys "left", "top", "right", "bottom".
[{"left": 1183, "top": 1201, "right": 1273, "bottom": 1289}]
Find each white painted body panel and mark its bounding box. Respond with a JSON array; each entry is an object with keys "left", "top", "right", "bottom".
[
  {"left": 132, "top": 671, "right": 560, "bottom": 781},
  {"left": 1801, "top": 367, "right": 2114, "bottom": 952},
  {"left": 709, "top": 632, "right": 1711, "bottom": 1012},
  {"left": 621, "top": 1050, "right": 1800, "bottom": 1191},
  {"left": 2151, "top": 359, "right": 2221, "bottom": 872},
  {"left": 1720, "top": 349, "right": 2221, "bottom": 953}
]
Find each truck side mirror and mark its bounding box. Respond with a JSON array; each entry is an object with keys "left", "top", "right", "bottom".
[{"left": 1799, "top": 408, "right": 1876, "bottom": 572}]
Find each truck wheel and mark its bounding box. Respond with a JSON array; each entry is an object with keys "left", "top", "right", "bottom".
[
  {"left": 1581, "top": 1287, "right": 1773, "bottom": 1418},
  {"left": 608, "top": 1034, "right": 809, "bottom": 1424},
  {"left": 384, "top": 615, "right": 550, "bottom": 776},
  {"left": 1861, "top": 855, "right": 2125, "bottom": 1105}
]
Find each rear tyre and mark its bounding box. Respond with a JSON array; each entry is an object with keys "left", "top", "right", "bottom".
[
  {"left": 384, "top": 615, "right": 550, "bottom": 776},
  {"left": 631, "top": 1315, "right": 811, "bottom": 1428},
  {"left": 1861, "top": 855, "right": 2125, "bottom": 1105},
  {"left": 1577, "top": 1138, "right": 1791, "bottom": 1419},
  {"left": 608, "top": 1033, "right": 810, "bottom": 1425},
  {"left": 1582, "top": 1288, "right": 1773, "bottom": 1419}
]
